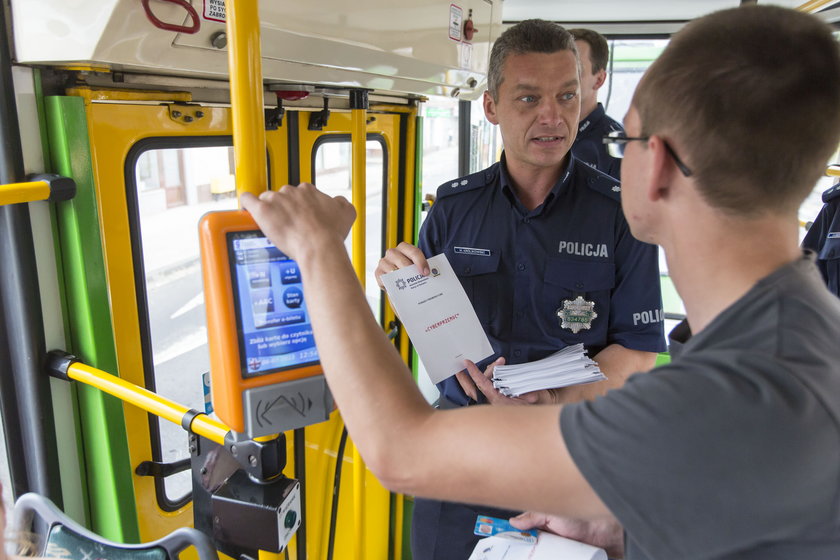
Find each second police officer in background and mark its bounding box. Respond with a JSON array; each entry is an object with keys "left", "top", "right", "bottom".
[
  {"left": 802, "top": 183, "right": 840, "bottom": 297},
  {"left": 569, "top": 28, "right": 625, "bottom": 179}
]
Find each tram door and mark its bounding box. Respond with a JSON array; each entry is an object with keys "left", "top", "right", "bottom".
[
  {"left": 43, "top": 85, "right": 417, "bottom": 559},
  {"left": 295, "top": 104, "right": 417, "bottom": 560}
]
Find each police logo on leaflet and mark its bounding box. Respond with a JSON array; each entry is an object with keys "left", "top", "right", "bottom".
[{"left": 557, "top": 296, "right": 598, "bottom": 333}]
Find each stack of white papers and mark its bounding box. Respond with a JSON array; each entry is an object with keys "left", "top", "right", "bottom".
[{"left": 492, "top": 344, "right": 605, "bottom": 397}]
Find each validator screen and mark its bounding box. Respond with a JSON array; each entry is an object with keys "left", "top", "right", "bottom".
[{"left": 227, "top": 231, "right": 319, "bottom": 378}]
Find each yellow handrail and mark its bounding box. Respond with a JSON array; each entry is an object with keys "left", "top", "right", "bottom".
[
  {"left": 826, "top": 165, "right": 840, "bottom": 177},
  {"left": 226, "top": 0, "right": 268, "bottom": 197},
  {"left": 0, "top": 180, "right": 50, "bottom": 206},
  {"left": 66, "top": 361, "right": 230, "bottom": 445}
]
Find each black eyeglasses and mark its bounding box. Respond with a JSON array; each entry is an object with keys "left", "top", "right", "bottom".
[{"left": 603, "top": 131, "right": 693, "bottom": 177}]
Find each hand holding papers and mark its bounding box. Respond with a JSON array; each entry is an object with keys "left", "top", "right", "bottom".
[
  {"left": 380, "top": 254, "right": 494, "bottom": 383},
  {"left": 492, "top": 344, "right": 605, "bottom": 397}
]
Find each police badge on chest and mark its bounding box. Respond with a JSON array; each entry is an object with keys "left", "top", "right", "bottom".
[{"left": 557, "top": 295, "right": 598, "bottom": 333}]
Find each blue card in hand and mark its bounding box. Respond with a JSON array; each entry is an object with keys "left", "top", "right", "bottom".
[{"left": 473, "top": 515, "right": 538, "bottom": 544}]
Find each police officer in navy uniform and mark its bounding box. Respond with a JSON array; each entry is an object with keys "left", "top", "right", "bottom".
[
  {"left": 569, "top": 28, "right": 624, "bottom": 179},
  {"left": 802, "top": 182, "right": 840, "bottom": 297},
  {"left": 374, "top": 20, "right": 665, "bottom": 560}
]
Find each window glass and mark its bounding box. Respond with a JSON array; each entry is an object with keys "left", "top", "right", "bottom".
[
  {"left": 133, "top": 144, "right": 238, "bottom": 502},
  {"left": 420, "top": 98, "right": 460, "bottom": 199},
  {"left": 603, "top": 39, "right": 684, "bottom": 337},
  {"left": 601, "top": 39, "right": 667, "bottom": 124},
  {"left": 313, "top": 138, "right": 386, "bottom": 321}
]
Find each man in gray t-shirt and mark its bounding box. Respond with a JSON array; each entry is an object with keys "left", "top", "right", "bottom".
[
  {"left": 241, "top": 6, "right": 840, "bottom": 560},
  {"left": 562, "top": 254, "right": 840, "bottom": 559}
]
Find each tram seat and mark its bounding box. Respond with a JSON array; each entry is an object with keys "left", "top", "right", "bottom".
[{"left": 10, "top": 493, "right": 219, "bottom": 560}]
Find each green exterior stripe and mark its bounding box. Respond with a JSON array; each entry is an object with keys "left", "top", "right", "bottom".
[{"left": 44, "top": 95, "right": 139, "bottom": 542}]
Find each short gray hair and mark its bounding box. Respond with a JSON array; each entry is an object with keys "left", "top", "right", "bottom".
[{"left": 487, "top": 19, "right": 578, "bottom": 100}]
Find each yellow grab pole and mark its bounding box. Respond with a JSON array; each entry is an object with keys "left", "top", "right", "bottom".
[
  {"left": 349, "top": 90, "right": 369, "bottom": 559},
  {"left": 66, "top": 362, "right": 230, "bottom": 445},
  {"left": 225, "top": 0, "right": 268, "bottom": 197},
  {"left": 0, "top": 180, "right": 50, "bottom": 206},
  {"left": 826, "top": 165, "right": 840, "bottom": 177},
  {"left": 797, "top": 0, "right": 835, "bottom": 12},
  {"left": 399, "top": 109, "right": 419, "bottom": 364},
  {"left": 391, "top": 106, "right": 417, "bottom": 560},
  {"left": 350, "top": 93, "right": 368, "bottom": 280}
]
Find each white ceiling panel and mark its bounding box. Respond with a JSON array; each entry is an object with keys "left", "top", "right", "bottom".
[{"left": 501, "top": 0, "right": 822, "bottom": 24}]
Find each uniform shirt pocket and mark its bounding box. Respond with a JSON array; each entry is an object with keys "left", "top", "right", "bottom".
[
  {"left": 446, "top": 249, "right": 502, "bottom": 327},
  {"left": 542, "top": 258, "right": 616, "bottom": 345}
]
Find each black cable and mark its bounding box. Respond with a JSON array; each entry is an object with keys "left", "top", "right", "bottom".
[
  {"left": 325, "top": 428, "right": 348, "bottom": 560},
  {"left": 293, "top": 428, "right": 306, "bottom": 560}
]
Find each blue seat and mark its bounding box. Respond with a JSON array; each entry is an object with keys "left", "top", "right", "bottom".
[{"left": 10, "top": 493, "right": 219, "bottom": 560}]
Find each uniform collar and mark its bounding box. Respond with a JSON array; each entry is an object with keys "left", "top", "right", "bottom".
[
  {"left": 497, "top": 152, "right": 574, "bottom": 216},
  {"left": 578, "top": 103, "right": 606, "bottom": 135}
]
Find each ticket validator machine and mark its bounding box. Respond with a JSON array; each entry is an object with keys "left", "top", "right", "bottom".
[
  {"left": 186, "top": 209, "right": 333, "bottom": 558},
  {"left": 199, "top": 209, "right": 332, "bottom": 437}
]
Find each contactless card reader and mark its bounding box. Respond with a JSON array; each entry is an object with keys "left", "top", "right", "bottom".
[{"left": 199, "top": 210, "right": 332, "bottom": 437}]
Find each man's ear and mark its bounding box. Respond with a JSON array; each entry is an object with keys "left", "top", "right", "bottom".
[
  {"left": 483, "top": 90, "right": 499, "bottom": 125},
  {"left": 593, "top": 69, "right": 607, "bottom": 91},
  {"left": 647, "top": 135, "right": 673, "bottom": 202}
]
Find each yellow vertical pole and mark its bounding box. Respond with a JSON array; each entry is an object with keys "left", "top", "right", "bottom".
[
  {"left": 349, "top": 89, "right": 368, "bottom": 559},
  {"left": 391, "top": 105, "right": 417, "bottom": 560},
  {"left": 225, "top": 0, "right": 267, "bottom": 197},
  {"left": 399, "top": 110, "right": 419, "bottom": 363}
]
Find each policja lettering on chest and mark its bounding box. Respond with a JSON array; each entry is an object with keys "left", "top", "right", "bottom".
[{"left": 558, "top": 240, "right": 609, "bottom": 258}]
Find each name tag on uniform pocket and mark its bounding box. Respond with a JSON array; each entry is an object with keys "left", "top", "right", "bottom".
[{"left": 454, "top": 246, "right": 491, "bottom": 257}]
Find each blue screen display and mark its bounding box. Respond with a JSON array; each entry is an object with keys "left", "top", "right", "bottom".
[{"left": 228, "top": 231, "right": 319, "bottom": 378}]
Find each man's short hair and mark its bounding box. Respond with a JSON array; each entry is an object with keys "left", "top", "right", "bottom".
[
  {"left": 487, "top": 19, "right": 577, "bottom": 101},
  {"left": 569, "top": 28, "right": 609, "bottom": 74},
  {"left": 634, "top": 5, "right": 840, "bottom": 215}
]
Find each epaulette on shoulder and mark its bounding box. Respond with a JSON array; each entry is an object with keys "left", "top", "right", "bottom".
[
  {"left": 578, "top": 159, "right": 622, "bottom": 202},
  {"left": 435, "top": 166, "right": 496, "bottom": 201},
  {"left": 822, "top": 182, "right": 840, "bottom": 203}
]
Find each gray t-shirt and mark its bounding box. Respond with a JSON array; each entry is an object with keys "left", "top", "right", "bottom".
[{"left": 561, "top": 254, "right": 840, "bottom": 560}]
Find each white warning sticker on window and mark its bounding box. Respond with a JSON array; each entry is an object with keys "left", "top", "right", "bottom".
[
  {"left": 449, "top": 4, "right": 463, "bottom": 42},
  {"left": 204, "top": 0, "right": 226, "bottom": 22}
]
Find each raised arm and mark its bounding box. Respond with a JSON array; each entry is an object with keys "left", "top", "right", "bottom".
[{"left": 240, "top": 186, "right": 610, "bottom": 519}]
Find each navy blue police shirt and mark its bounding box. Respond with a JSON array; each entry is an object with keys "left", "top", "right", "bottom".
[
  {"left": 571, "top": 103, "right": 624, "bottom": 180},
  {"left": 419, "top": 153, "right": 667, "bottom": 406},
  {"left": 802, "top": 183, "right": 840, "bottom": 297}
]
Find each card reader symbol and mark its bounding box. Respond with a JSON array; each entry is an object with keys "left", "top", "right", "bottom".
[{"left": 256, "top": 392, "right": 313, "bottom": 427}]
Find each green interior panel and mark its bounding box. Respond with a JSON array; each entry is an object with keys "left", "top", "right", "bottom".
[{"left": 44, "top": 95, "right": 139, "bottom": 542}]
